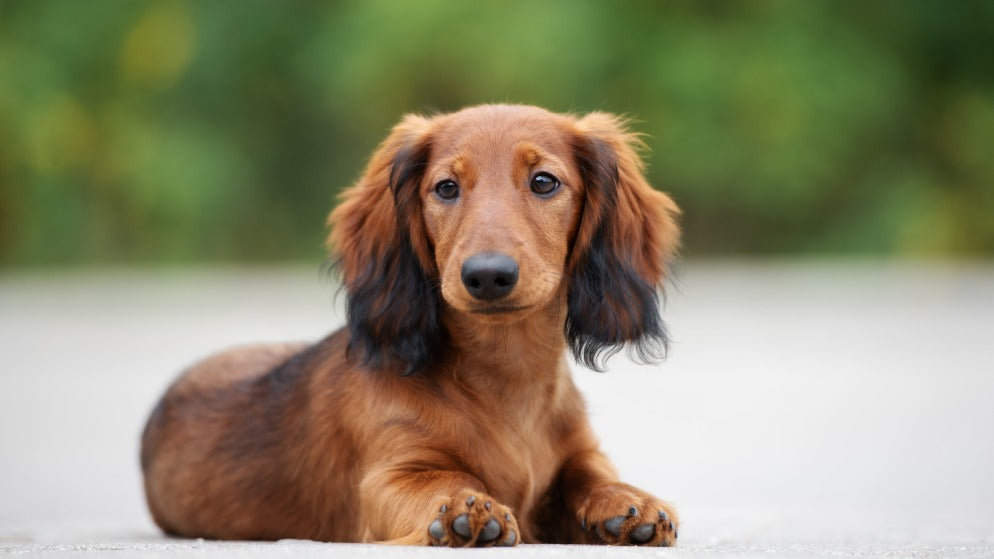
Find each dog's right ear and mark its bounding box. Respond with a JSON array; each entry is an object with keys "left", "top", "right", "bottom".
[{"left": 327, "top": 114, "right": 442, "bottom": 376}]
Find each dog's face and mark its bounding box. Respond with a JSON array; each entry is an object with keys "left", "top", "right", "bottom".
[
  {"left": 330, "top": 105, "right": 680, "bottom": 374},
  {"left": 419, "top": 107, "right": 582, "bottom": 321}
]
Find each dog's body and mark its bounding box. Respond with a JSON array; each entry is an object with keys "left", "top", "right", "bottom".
[{"left": 141, "top": 105, "right": 681, "bottom": 546}]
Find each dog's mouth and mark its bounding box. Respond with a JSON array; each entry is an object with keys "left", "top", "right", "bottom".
[{"left": 469, "top": 304, "right": 531, "bottom": 315}]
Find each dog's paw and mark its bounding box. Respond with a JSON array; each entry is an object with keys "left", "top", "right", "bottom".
[
  {"left": 577, "top": 482, "right": 678, "bottom": 546},
  {"left": 426, "top": 490, "right": 519, "bottom": 547}
]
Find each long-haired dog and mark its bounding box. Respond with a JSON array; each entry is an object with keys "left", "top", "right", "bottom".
[{"left": 141, "top": 104, "right": 681, "bottom": 546}]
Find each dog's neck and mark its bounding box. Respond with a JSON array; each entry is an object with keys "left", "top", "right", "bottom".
[{"left": 440, "top": 294, "right": 571, "bottom": 396}]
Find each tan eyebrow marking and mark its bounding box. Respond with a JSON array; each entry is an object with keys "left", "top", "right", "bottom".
[
  {"left": 516, "top": 144, "right": 541, "bottom": 168},
  {"left": 451, "top": 156, "right": 467, "bottom": 176}
]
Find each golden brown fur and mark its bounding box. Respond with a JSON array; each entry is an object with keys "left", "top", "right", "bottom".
[{"left": 141, "top": 104, "right": 681, "bottom": 546}]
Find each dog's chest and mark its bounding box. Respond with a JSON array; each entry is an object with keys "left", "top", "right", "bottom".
[{"left": 460, "top": 398, "right": 563, "bottom": 516}]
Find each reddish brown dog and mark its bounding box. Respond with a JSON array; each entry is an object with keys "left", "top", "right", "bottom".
[{"left": 141, "top": 104, "right": 681, "bottom": 546}]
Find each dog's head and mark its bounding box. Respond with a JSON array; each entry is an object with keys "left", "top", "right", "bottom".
[{"left": 329, "top": 105, "right": 680, "bottom": 375}]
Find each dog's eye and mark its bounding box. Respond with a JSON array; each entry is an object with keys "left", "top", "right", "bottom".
[
  {"left": 530, "top": 172, "right": 560, "bottom": 196},
  {"left": 434, "top": 179, "right": 460, "bottom": 201}
]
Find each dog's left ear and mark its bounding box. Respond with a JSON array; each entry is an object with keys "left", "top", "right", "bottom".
[
  {"left": 327, "top": 114, "right": 441, "bottom": 376},
  {"left": 567, "top": 112, "right": 681, "bottom": 371}
]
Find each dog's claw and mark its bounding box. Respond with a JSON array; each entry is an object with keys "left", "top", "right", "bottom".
[
  {"left": 484, "top": 501, "right": 492, "bottom": 511},
  {"left": 428, "top": 519, "right": 445, "bottom": 540},
  {"left": 465, "top": 495, "right": 476, "bottom": 507},
  {"left": 451, "top": 514, "right": 472, "bottom": 539},
  {"left": 479, "top": 517, "right": 501, "bottom": 542},
  {"left": 658, "top": 510, "right": 668, "bottom": 522},
  {"left": 440, "top": 504, "right": 448, "bottom": 513},
  {"left": 627, "top": 506, "right": 638, "bottom": 517},
  {"left": 630, "top": 523, "right": 655, "bottom": 543},
  {"left": 603, "top": 515, "right": 625, "bottom": 537}
]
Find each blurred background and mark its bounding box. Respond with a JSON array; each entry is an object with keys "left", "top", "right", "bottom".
[
  {"left": 2, "top": 1, "right": 994, "bottom": 555},
  {"left": 2, "top": 0, "right": 992, "bottom": 267}
]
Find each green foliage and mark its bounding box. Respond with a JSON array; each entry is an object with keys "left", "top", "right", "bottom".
[{"left": 1, "top": 0, "right": 992, "bottom": 265}]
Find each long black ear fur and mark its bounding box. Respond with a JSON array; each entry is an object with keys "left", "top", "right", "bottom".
[
  {"left": 565, "top": 133, "right": 671, "bottom": 371},
  {"left": 337, "top": 140, "right": 444, "bottom": 376}
]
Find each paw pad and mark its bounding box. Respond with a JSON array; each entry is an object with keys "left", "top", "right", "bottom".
[
  {"left": 451, "top": 514, "right": 472, "bottom": 539},
  {"left": 479, "top": 518, "right": 501, "bottom": 542},
  {"left": 630, "top": 523, "right": 655, "bottom": 543}
]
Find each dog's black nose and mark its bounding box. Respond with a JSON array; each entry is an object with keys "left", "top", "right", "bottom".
[{"left": 461, "top": 252, "right": 518, "bottom": 301}]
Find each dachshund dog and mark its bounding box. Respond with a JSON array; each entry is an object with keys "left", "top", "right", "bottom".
[{"left": 141, "top": 104, "right": 681, "bottom": 546}]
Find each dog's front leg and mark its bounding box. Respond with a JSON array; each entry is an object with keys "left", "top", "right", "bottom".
[
  {"left": 359, "top": 465, "right": 520, "bottom": 547},
  {"left": 560, "top": 449, "right": 678, "bottom": 546}
]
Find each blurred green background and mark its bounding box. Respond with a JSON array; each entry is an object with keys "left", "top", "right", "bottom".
[{"left": 1, "top": 0, "right": 992, "bottom": 267}]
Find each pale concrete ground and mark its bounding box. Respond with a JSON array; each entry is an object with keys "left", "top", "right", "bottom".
[{"left": 1, "top": 260, "right": 993, "bottom": 558}]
